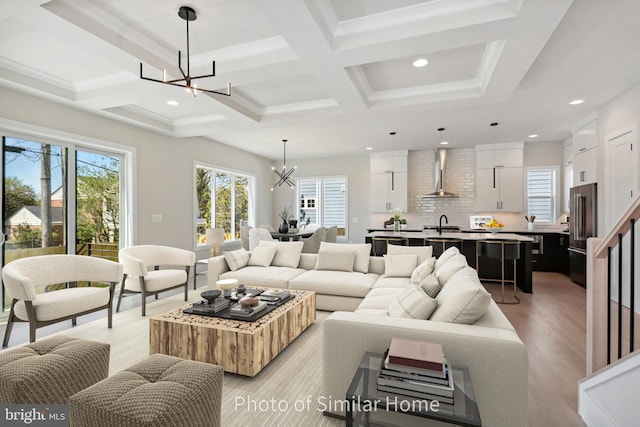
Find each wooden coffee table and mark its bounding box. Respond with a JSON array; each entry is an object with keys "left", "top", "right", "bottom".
[{"left": 149, "top": 289, "right": 316, "bottom": 377}]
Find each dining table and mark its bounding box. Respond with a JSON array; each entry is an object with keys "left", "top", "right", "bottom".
[{"left": 270, "top": 230, "right": 314, "bottom": 241}]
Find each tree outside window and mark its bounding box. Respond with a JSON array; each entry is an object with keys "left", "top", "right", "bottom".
[{"left": 196, "top": 166, "right": 253, "bottom": 244}]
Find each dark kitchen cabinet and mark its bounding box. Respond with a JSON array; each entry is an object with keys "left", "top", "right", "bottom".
[{"left": 518, "top": 232, "right": 569, "bottom": 274}]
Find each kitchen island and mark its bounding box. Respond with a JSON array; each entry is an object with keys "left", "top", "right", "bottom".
[{"left": 365, "top": 231, "right": 534, "bottom": 293}]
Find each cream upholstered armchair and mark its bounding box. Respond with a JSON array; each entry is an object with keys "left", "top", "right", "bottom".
[
  {"left": 1, "top": 254, "right": 123, "bottom": 347},
  {"left": 117, "top": 245, "right": 196, "bottom": 316}
]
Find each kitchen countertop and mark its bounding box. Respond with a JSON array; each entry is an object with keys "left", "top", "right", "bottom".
[{"left": 365, "top": 231, "right": 533, "bottom": 242}]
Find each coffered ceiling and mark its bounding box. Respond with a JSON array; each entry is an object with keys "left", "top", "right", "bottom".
[{"left": 1, "top": 0, "right": 640, "bottom": 160}]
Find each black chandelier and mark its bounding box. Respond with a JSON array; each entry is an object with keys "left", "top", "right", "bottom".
[
  {"left": 139, "top": 6, "right": 231, "bottom": 97},
  {"left": 271, "top": 140, "right": 296, "bottom": 191}
]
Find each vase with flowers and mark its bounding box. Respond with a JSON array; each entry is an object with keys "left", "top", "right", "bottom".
[
  {"left": 393, "top": 208, "right": 401, "bottom": 232},
  {"left": 278, "top": 206, "right": 292, "bottom": 233}
]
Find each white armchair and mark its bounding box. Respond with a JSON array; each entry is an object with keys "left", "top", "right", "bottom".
[
  {"left": 117, "top": 245, "right": 196, "bottom": 316},
  {"left": 1, "top": 254, "right": 123, "bottom": 346}
]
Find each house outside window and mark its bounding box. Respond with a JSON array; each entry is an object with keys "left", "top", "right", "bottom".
[
  {"left": 296, "top": 176, "right": 347, "bottom": 239},
  {"left": 195, "top": 164, "right": 255, "bottom": 245},
  {"left": 526, "top": 167, "right": 558, "bottom": 224}
]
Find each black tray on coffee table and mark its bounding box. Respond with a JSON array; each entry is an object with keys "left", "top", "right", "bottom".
[{"left": 183, "top": 288, "right": 294, "bottom": 322}]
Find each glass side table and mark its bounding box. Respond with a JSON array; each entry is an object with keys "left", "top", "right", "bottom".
[{"left": 346, "top": 352, "right": 482, "bottom": 426}]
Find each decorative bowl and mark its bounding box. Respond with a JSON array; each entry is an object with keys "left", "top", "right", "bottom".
[
  {"left": 216, "top": 279, "right": 238, "bottom": 291},
  {"left": 239, "top": 296, "right": 259, "bottom": 308},
  {"left": 486, "top": 227, "right": 503, "bottom": 234},
  {"left": 200, "top": 290, "right": 222, "bottom": 304}
]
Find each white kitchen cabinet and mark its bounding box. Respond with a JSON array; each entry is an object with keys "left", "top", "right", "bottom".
[
  {"left": 573, "top": 145, "right": 597, "bottom": 185},
  {"left": 475, "top": 167, "right": 523, "bottom": 212},
  {"left": 370, "top": 151, "right": 408, "bottom": 212},
  {"left": 572, "top": 120, "right": 597, "bottom": 155},
  {"left": 562, "top": 137, "right": 573, "bottom": 211},
  {"left": 475, "top": 143, "right": 524, "bottom": 212},
  {"left": 571, "top": 119, "right": 597, "bottom": 185}
]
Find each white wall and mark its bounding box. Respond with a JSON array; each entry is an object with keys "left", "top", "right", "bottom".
[
  {"left": 594, "top": 82, "right": 640, "bottom": 237},
  {"left": 0, "top": 86, "right": 274, "bottom": 258}
]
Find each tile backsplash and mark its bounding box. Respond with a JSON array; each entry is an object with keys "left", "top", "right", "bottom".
[{"left": 370, "top": 148, "right": 565, "bottom": 230}]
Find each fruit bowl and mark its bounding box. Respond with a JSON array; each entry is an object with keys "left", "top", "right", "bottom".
[{"left": 486, "top": 227, "right": 503, "bottom": 234}]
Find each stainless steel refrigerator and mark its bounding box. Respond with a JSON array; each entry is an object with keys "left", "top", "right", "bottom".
[{"left": 569, "top": 183, "right": 597, "bottom": 286}]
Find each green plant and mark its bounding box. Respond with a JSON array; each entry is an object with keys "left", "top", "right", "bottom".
[{"left": 279, "top": 205, "right": 292, "bottom": 222}]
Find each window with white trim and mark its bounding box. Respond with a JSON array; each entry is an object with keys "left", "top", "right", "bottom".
[
  {"left": 296, "top": 177, "right": 347, "bottom": 239},
  {"left": 195, "top": 165, "right": 254, "bottom": 245},
  {"left": 526, "top": 167, "right": 558, "bottom": 224}
]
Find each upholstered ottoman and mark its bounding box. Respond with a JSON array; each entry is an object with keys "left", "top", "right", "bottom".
[
  {"left": 69, "top": 354, "right": 223, "bottom": 427},
  {"left": 0, "top": 335, "right": 110, "bottom": 404}
]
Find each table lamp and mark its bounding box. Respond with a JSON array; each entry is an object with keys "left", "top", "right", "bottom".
[{"left": 206, "top": 228, "right": 225, "bottom": 256}]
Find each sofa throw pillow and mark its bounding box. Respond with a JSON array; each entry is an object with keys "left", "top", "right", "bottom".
[
  {"left": 435, "top": 253, "right": 468, "bottom": 285},
  {"left": 318, "top": 242, "right": 371, "bottom": 273},
  {"left": 387, "top": 245, "right": 433, "bottom": 265},
  {"left": 384, "top": 254, "right": 418, "bottom": 278},
  {"left": 223, "top": 249, "right": 250, "bottom": 271},
  {"left": 410, "top": 257, "right": 436, "bottom": 284},
  {"left": 315, "top": 250, "right": 355, "bottom": 272},
  {"left": 258, "top": 240, "right": 304, "bottom": 268},
  {"left": 248, "top": 246, "right": 277, "bottom": 267},
  {"left": 388, "top": 283, "right": 438, "bottom": 319},
  {"left": 434, "top": 246, "right": 461, "bottom": 271},
  {"left": 430, "top": 267, "right": 491, "bottom": 324},
  {"left": 419, "top": 272, "right": 442, "bottom": 298}
]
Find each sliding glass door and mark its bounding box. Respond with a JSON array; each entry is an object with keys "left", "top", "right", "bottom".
[
  {"left": 2, "top": 136, "right": 124, "bottom": 313},
  {"left": 75, "top": 150, "right": 121, "bottom": 262}
]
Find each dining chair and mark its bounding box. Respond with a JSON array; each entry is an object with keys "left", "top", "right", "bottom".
[
  {"left": 249, "top": 228, "right": 274, "bottom": 251},
  {"left": 324, "top": 226, "right": 338, "bottom": 243},
  {"left": 240, "top": 226, "right": 252, "bottom": 250},
  {"left": 301, "top": 228, "right": 326, "bottom": 253}
]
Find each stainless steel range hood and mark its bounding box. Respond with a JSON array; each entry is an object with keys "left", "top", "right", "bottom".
[{"left": 422, "top": 148, "right": 458, "bottom": 198}]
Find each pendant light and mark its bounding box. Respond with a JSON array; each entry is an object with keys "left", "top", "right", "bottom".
[
  {"left": 490, "top": 122, "right": 498, "bottom": 189},
  {"left": 270, "top": 139, "right": 296, "bottom": 190},
  {"left": 389, "top": 131, "right": 396, "bottom": 192}
]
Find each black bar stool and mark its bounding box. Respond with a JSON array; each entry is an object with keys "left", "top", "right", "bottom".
[
  {"left": 371, "top": 236, "right": 408, "bottom": 256},
  {"left": 476, "top": 239, "right": 521, "bottom": 304},
  {"left": 424, "top": 238, "right": 463, "bottom": 258}
]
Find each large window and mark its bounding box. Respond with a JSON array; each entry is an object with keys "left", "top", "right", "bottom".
[
  {"left": 526, "top": 167, "right": 558, "bottom": 223},
  {"left": 297, "top": 177, "right": 347, "bottom": 238},
  {"left": 2, "top": 135, "right": 127, "bottom": 313},
  {"left": 195, "top": 165, "right": 254, "bottom": 245}
]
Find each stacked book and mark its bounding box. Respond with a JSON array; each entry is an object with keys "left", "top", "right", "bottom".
[
  {"left": 260, "top": 289, "right": 291, "bottom": 303},
  {"left": 229, "top": 300, "right": 268, "bottom": 318},
  {"left": 187, "top": 298, "right": 230, "bottom": 315},
  {"left": 377, "top": 338, "right": 454, "bottom": 405}
]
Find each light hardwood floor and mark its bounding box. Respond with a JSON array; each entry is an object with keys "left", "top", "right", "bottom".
[
  {"left": 0, "top": 272, "right": 588, "bottom": 426},
  {"left": 485, "top": 272, "right": 588, "bottom": 426}
]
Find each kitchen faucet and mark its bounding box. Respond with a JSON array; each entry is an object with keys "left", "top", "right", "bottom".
[{"left": 438, "top": 214, "right": 448, "bottom": 235}]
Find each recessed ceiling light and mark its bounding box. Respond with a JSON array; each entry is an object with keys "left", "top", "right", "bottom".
[
  {"left": 365, "top": 147, "right": 373, "bottom": 150},
  {"left": 413, "top": 58, "right": 429, "bottom": 68},
  {"left": 440, "top": 141, "right": 449, "bottom": 145},
  {"left": 167, "top": 100, "right": 179, "bottom": 106},
  {"left": 569, "top": 99, "right": 584, "bottom": 105},
  {"left": 528, "top": 134, "right": 539, "bottom": 138}
]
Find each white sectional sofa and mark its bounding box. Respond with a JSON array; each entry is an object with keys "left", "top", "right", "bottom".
[{"left": 207, "top": 241, "right": 528, "bottom": 427}]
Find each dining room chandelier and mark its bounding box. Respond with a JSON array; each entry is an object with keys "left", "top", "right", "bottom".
[
  {"left": 139, "top": 6, "right": 231, "bottom": 98},
  {"left": 271, "top": 140, "right": 296, "bottom": 191}
]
